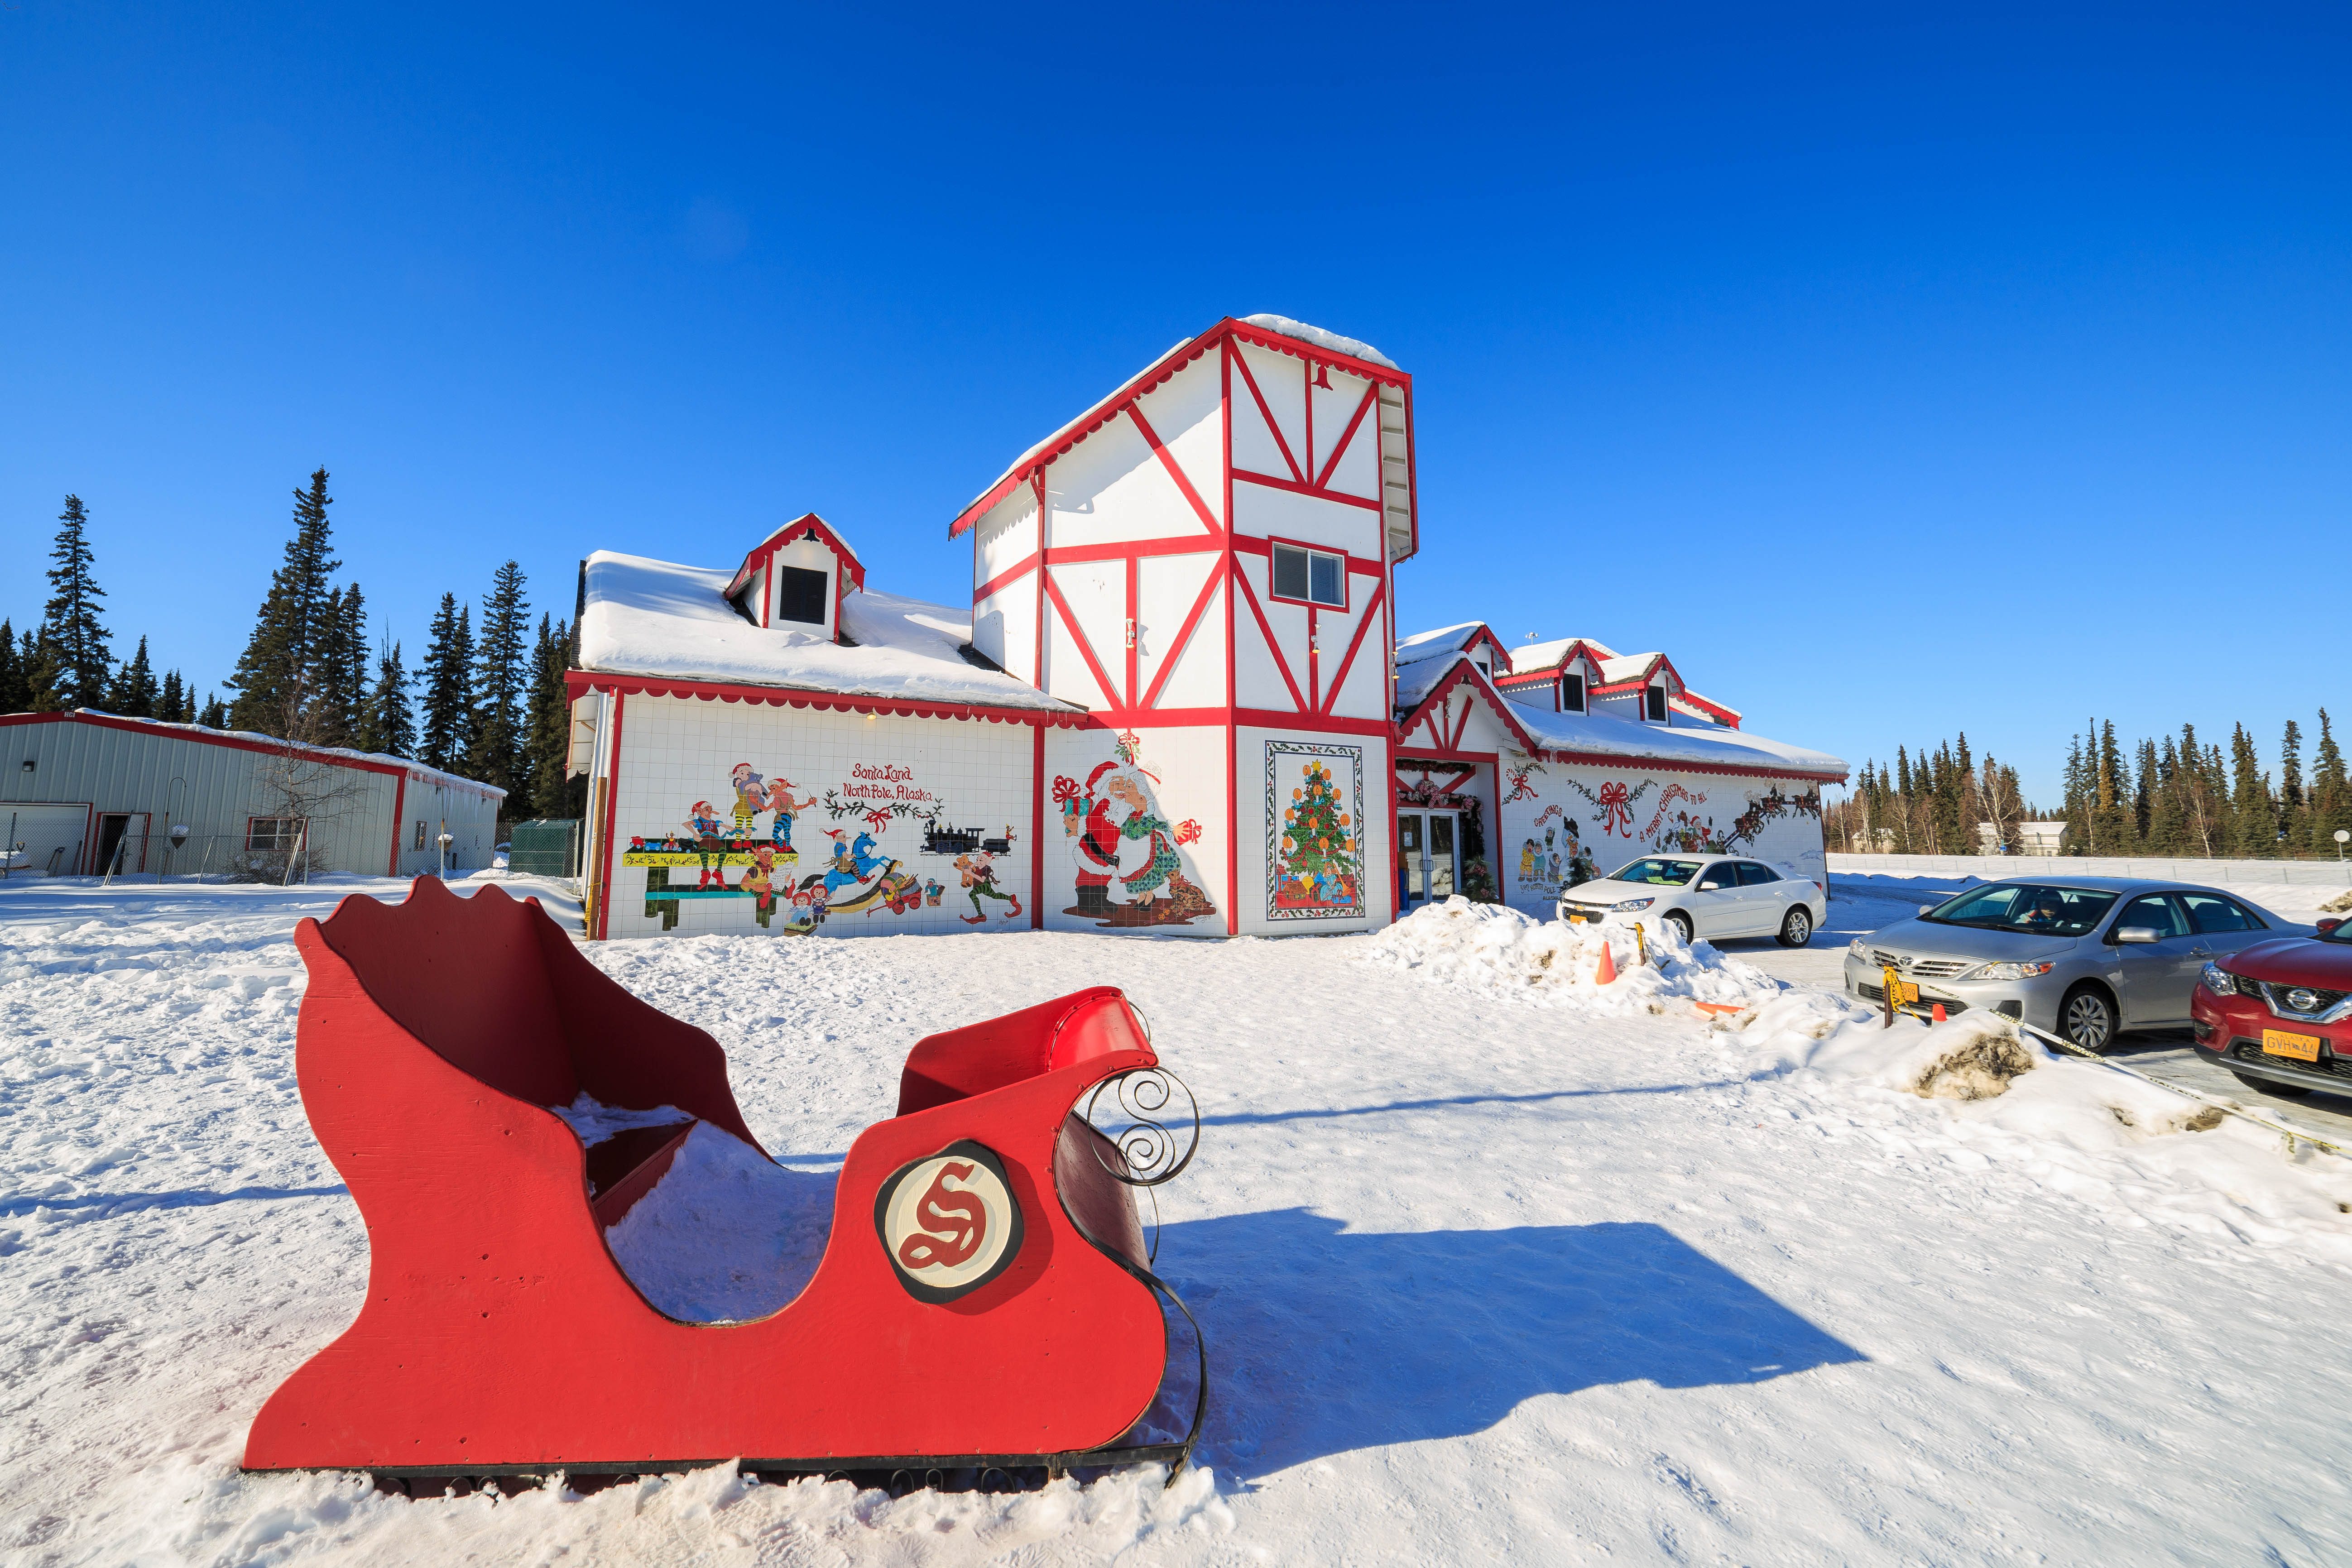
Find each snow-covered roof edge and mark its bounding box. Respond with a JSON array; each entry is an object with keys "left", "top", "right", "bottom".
[
  {"left": 1238, "top": 313, "right": 1399, "bottom": 371},
  {"left": 18, "top": 709, "right": 506, "bottom": 797}
]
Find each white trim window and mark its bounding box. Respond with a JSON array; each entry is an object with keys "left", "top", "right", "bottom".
[
  {"left": 1644, "top": 684, "right": 1669, "bottom": 723},
  {"left": 1560, "top": 671, "right": 1585, "bottom": 713}
]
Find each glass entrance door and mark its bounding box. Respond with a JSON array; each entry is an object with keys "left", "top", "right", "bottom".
[{"left": 1396, "top": 810, "right": 1462, "bottom": 910}]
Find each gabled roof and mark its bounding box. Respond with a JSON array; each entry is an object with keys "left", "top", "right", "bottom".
[
  {"left": 1393, "top": 652, "right": 1545, "bottom": 755},
  {"left": 1504, "top": 637, "right": 1617, "bottom": 677},
  {"left": 0, "top": 709, "right": 504, "bottom": 796},
  {"left": 947, "top": 315, "right": 1412, "bottom": 540},
  {"left": 579, "top": 551, "right": 1072, "bottom": 712},
  {"left": 1397, "top": 621, "right": 1511, "bottom": 670},
  {"left": 723, "top": 513, "right": 866, "bottom": 601}
]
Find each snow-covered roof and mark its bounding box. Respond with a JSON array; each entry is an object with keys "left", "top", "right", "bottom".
[
  {"left": 576, "top": 550, "right": 1075, "bottom": 713},
  {"left": 950, "top": 316, "right": 1410, "bottom": 538},
  {"left": 21, "top": 709, "right": 504, "bottom": 796},
  {"left": 1508, "top": 637, "right": 1618, "bottom": 674},
  {"left": 1595, "top": 652, "right": 1665, "bottom": 686},
  {"left": 1504, "top": 692, "right": 1845, "bottom": 778},
  {"left": 1396, "top": 623, "right": 1489, "bottom": 667},
  {"left": 1237, "top": 313, "right": 1398, "bottom": 371}
]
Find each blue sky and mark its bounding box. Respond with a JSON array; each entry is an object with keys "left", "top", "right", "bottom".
[{"left": 5, "top": 4, "right": 2347, "bottom": 806}]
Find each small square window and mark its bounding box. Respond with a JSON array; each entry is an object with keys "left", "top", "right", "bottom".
[
  {"left": 1270, "top": 542, "right": 1345, "bottom": 608},
  {"left": 248, "top": 817, "right": 305, "bottom": 853}
]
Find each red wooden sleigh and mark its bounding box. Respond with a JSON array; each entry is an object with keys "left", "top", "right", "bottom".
[{"left": 243, "top": 877, "right": 1204, "bottom": 1483}]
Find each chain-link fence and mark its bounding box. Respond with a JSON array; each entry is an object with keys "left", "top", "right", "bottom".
[{"left": 0, "top": 831, "right": 328, "bottom": 885}]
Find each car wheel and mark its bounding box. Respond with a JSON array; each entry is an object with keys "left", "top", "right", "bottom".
[
  {"left": 1662, "top": 911, "right": 1693, "bottom": 945},
  {"left": 2058, "top": 984, "right": 2116, "bottom": 1053},
  {"left": 2228, "top": 1069, "right": 2312, "bottom": 1099},
  {"left": 1776, "top": 905, "right": 1814, "bottom": 947}
]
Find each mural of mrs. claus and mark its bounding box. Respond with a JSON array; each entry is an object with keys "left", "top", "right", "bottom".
[{"left": 1056, "top": 738, "right": 1215, "bottom": 928}]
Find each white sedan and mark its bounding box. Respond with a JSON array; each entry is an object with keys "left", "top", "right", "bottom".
[{"left": 1555, "top": 854, "right": 1826, "bottom": 948}]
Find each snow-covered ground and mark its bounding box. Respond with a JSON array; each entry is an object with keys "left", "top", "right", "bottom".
[{"left": 6, "top": 874, "right": 2352, "bottom": 1564}]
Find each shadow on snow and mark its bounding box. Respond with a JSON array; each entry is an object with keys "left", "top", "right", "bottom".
[{"left": 1162, "top": 1209, "right": 1863, "bottom": 1475}]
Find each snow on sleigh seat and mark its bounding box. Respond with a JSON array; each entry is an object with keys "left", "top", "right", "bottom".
[{"left": 244, "top": 876, "right": 1205, "bottom": 1482}]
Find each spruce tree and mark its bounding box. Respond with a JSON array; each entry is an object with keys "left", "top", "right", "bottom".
[
  {"left": 2311, "top": 710, "right": 2350, "bottom": 856},
  {"left": 198, "top": 692, "right": 227, "bottom": 729},
  {"left": 524, "top": 615, "right": 584, "bottom": 817},
  {"left": 2227, "top": 724, "right": 2274, "bottom": 856},
  {"left": 360, "top": 638, "right": 417, "bottom": 758},
  {"left": 107, "top": 637, "right": 158, "bottom": 717},
  {"left": 418, "top": 595, "right": 475, "bottom": 772},
  {"left": 467, "top": 561, "right": 530, "bottom": 797},
  {"left": 23, "top": 629, "right": 63, "bottom": 714},
  {"left": 159, "top": 669, "right": 185, "bottom": 724},
  {"left": 43, "top": 495, "right": 112, "bottom": 706},
  {"left": 227, "top": 468, "right": 341, "bottom": 734},
  {"left": 0, "top": 620, "right": 23, "bottom": 714}
]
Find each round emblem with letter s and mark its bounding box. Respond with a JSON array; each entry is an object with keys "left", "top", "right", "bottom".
[{"left": 873, "top": 1140, "right": 1024, "bottom": 1304}]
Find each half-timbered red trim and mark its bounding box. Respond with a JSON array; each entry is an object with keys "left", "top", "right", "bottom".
[
  {"left": 1391, "top": 660, "right": 1546, "bottom": 757},
  {"left": 593, "top": 690, "right": 626, "bottom": 941},
  {"left": 1315, "top": 380, "right": 1378, "bottom": 491},
  {"left": 1123, "top": 403, "right": 1221, "bottom": 537},
  {"left": 1140, "top": 562, "right": 1224, "bottom": 710},
  {"left": 1228, "top": 534, "right": 1384, "bottom": 577},
  {"left": 1042, "top": 570, "right": 1123, "bottom": 713},
  {"left": 1229, "top": 343, "right": 1304, "bottom": 483},
  {"left": 1233, "top": 467, "right": 1384, "bottom": 513},
  {"left": 1230, "top": 561, "right": 1307, "bottom": 713},
  {"left": 975, "top": 536, "right": 1223, "bottom": 604},
  {"left": 1029, "top": 725, "right": 1045, "bottom": 930}
]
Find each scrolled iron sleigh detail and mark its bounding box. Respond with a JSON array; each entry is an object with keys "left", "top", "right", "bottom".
[{"left": 243, "top": 877, "right": 1207, "bottom": 1488}]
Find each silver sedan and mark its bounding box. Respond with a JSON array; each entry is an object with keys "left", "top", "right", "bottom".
[{"left": 1841, "top": 876, "right": 2294, "bottom": 1051}]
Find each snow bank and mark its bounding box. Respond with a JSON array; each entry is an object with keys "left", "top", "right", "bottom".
[
  {"left": 1723, "top": 995, "right": 2352, "bottom": 1255},
  {"left": 1362, "top": 897, "right": 1786, "bottom": 1013}
]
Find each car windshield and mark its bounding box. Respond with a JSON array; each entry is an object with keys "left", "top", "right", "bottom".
[
  {"left": 2323, "top": 920, "right": 2352, "bottom": 945},
  {"left": 1921, "top": 883, "right": 2119, "bottom": 937},
  {"left": 1608, "top": 858, "right": 1704, "bottom": 887}
]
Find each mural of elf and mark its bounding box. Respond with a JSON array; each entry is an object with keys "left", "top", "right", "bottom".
[
  {"left": 623, "top": 758, "right": 934, "bottom": 932},
  {"left": 1054, "top": 733, "right": 1214, "bottom": 928},
  {"left": 1267, "top": 741, "right": 1363, "bottom": 920}
]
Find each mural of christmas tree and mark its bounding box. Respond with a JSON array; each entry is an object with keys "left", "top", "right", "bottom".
[{"left": 1274, "top": 759, "right": 1360, "bottom": 913}]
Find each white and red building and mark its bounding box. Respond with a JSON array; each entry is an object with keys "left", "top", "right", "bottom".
[{"left": 567, "top": 313, "right": 1846, "bottom": 941}]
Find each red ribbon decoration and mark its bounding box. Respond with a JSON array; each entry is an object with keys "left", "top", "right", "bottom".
[
  {"left": 895, "top": 1161, "right": 987, "bottom": 1270},
  {"left": 1596, "top": 781, "right": 1634, "bottom": 837}
]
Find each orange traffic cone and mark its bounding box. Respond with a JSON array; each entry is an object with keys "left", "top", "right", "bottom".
[
  {"left": 1595, "top": 941, "right": 1618, "bottom": 986},
  {"left": 1931, "top": 1002, "right": 1947, "bottom": 1023}
]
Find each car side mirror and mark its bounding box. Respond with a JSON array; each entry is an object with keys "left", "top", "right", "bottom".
[
  {"left": 2320, "top": 917, "right": 2343, "bottom": 935},
  {"left": 1919, "top": 904, "right": 1934, "bottom": 916},
  {"left": 2115, "top": 925, "right": 2160, "bottom": 945}
]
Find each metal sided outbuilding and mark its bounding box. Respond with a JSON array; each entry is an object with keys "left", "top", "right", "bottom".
[{"left": 0, "top": 710, "right": 504, "bottom": 878}]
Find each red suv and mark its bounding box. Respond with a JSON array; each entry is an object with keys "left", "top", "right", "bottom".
[{"left": 2191, "top": 915, "right": 2352, "bottom": 1100}]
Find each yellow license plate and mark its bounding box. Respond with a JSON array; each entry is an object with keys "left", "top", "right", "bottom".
[
  {"left": 1565, "top": 910, "right": 1597, "bottom": 924},
  {"left": 1880, "top": 968, "right": 1919, "bottom": 1005},
  {"left": 2262, "top": 1029, "right": 2323, "bottom": 1062}
]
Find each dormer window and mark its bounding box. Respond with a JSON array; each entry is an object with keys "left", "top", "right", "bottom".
[
  {"left": 776, "top": 566, "right": 830, "bottom": 626},
  {"left": 1645, "top": 684, "right": 1668, "bottom": 722},
  {"left": 1560, "top": 672, "right": 1585, "bottom": 714}
]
